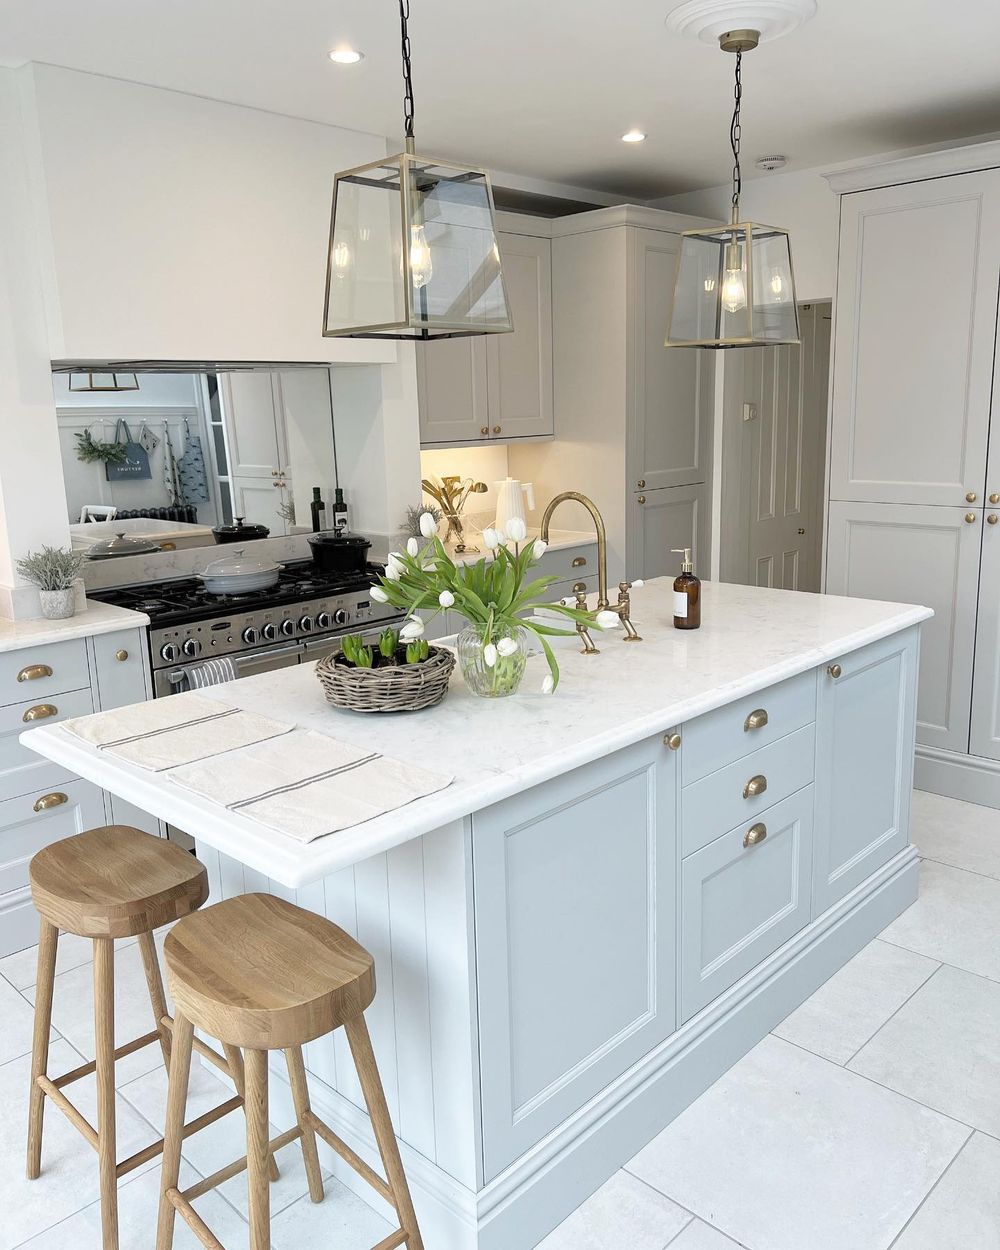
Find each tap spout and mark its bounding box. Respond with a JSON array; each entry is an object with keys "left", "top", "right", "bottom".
[{"left": 539, "top": 491, "right": 610, "bottom": 610}]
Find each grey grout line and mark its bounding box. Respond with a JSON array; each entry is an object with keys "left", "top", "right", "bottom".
[
  {"left": 876, "top": 935, "right": 1000, "bottom": 987},
  {"left": 917, "top": 849, "right": 1000, "bottom": 884},
  {"left": 885, "top": 1126, "right": 976, "bottom": 1249},
  {"left": 840, "top": 959, "right": 944, "bottom": 1068},
  {"left": 622, "top": 1166, "right": 755, "bottom": 1250}
]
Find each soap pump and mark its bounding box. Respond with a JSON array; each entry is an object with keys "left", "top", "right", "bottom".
[{"left": 671, "top": 547, "right": 701, "bottom": 630}]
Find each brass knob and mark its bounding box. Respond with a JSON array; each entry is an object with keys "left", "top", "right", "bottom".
[
  {"left": 966, "top": 513, "right": 977, "bottom": 523},
  {"left": 33, "top": 792, "right": 68, "bottom": 812},
  {"left": 743, "top": 774, "right": 768, "bottom": 799},
  {"left": 637, "top": 495, "right": 646, "bottom": 505},
  {"left": 492, "top": 425, "right": 502, "bottom": 435},
  {"left": 664, "top": 732, "right": 682, "bottom": 750},
  {"left": 989, "top": 514, "right": 999, "bottom": 526},
  {"left": 743, "top": 823, "right": 767, "bottom": 848},
  {"left": 990, "top": 493, "right": 999, "bottom": 505},
  {"left": 637, "top": 479, "right": 646, "bottom": 489},
  {"left": 967, "top": 491, "right": 978, "bottom": 503},
  {"left": 480, "top": 426, "right": 489, "bottom": 436},
  {"left": 22, "top": 704, "right": 57, "bottom": 723},
  {"left": 744, "top": 708, "right": 768, "bottom": 731},
  {"left": 828, "top": 663, "right": 843, "bottom": 679},
  {"left": 17, "top": 664, "right": 53, "bottom": 682},
  {"left": 115, "top": 649, "right": 129, "bottom": 661}
]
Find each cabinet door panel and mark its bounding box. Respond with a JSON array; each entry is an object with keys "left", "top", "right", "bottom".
[
  {"left": 487, "top": 233, "right": 553, "bottom": 440},
  {"left": 89, "top": 628, "right": 150, "bottom": 711},
  {"left": 826, "top": 502, "right": 979, "bottom": 752},
  {"left": 629, "top": 483, "right": 707, "bottom": 582},
  {"left": 813, "top": 629, "right": 918, "bottom": 914},
  {"left": 830, "top": 172, "right": 1000, "bottom": 505},
  {"left": 629, "top": 227, "right": 712, "bottom": 490},
  {"left": 473, "top": 735, "right": 676, "bottom": 1179},
  {"left": 416, "top": 336, "right": 489, "bottom": 446},
  {"left": 971, "top": 521, "right": 1000, "bottom": 760}
]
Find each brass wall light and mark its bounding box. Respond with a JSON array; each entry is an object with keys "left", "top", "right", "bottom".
[
  {"left": 666, "top": 29, "right": 799, "bottom": 349},
  {"left": 323, "top": 0, "right": 513, "bottom": 341}
]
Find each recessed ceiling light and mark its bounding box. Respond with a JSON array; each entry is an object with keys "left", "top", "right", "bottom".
[
  {"left": 622, "top": 130, "right": 647, "bottom": 143},
  {"left": 328, "top": 47, "right": 364, "bottom": 64}
]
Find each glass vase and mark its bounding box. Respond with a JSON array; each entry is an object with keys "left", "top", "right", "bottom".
[{"left": 456, "top": 622, "right": 528, "bottom": 698}]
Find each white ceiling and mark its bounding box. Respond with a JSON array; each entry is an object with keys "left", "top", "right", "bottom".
[{"left": 2, "top": 0, "right": 999, "bottom": 199}]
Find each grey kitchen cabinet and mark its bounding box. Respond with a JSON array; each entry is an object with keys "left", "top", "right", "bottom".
[
  {"left": 970, "top": 510, "right": 1000, "bottom": 761},
  {"left": 473, "top": 732, "right": 678, "bottom": 1177},
  {"left": 812, "top": 628, "right": 919, "bottom": 914},
  {"left": 628, "top": 483, "right": 707, "bottom": 582},
  {"left": 417, "top": 228, "right": 553, "bottom": 447}
]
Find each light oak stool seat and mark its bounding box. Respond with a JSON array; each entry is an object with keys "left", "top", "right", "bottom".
[
  {"left": 158, "top": 893, "right": 424, "bottom": 1250},
  {"left": 26, "top": 826, "right": 280, "bottom": 1250}
]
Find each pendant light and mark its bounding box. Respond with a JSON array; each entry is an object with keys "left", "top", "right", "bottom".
[
  {"left": 323, "top": 1, "right": 513, "bottom": 341},
  {"left": 666, "top": 28, "right": 799, "bottom": 349},
  {"left": 67, "top": 372, "right": 140, "bottom": 393}
]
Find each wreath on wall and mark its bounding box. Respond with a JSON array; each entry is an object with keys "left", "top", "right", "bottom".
[{"left": 74, "top": 427, "right": 129, "bottom": 467}]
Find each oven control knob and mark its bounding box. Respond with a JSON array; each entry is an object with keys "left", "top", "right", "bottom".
[
  {"left": 160, "top": 642, "right": 180, "bottom": 663},
  {"left": 333, "top": 608, "right": 350, "bottom": 627},
  {"left": 298, "top": 615, "right": 314, "bottom": 633},
  {"left": 280, "top": 619, "right": 295, "bottom": 637},
  {"left": 242, "top": 626, "right": 260, "bottom": 645},
  {"left": 315, "top": 611, "right": 332, "bottom": 630},
  {"left": 262, "top": 622, "right": 278, "bottom": 641},
  {"left": 182, "top": 638, "right": 202, "bottom": 658}
]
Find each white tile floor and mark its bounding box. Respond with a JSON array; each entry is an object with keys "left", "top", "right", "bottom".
[{"left": 0, "top": 789, "right": 997, "bottom": 1249}]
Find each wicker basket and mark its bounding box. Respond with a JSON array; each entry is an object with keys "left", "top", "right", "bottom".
[{"left": 315, "top": 645, "right": 456, "bottom": 713}]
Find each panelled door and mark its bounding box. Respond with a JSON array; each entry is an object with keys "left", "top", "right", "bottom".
[
  {"left": 220, "top": 372, "right": 288, "bottom": 528},
  {"left": 629, "top": 483, "right": 706, "bottom": 582},
  {"left": 829, "top": 170, "right": 1000, "bottom": 506},
  {"left": 970, "top": 506, "right": 1000, "bottom": 760},
  {"left": 826, "top": 501, "right": 981, "bottom": 753},
  {"left": 415, "top": 336, "right": 490, "bottom": 446},
  {"left": 486, "top": 232, "right": 553, "bottom": 440}
]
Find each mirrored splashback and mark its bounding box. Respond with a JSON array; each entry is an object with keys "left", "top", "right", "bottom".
[{"left": 53, "top": 367, "right": 338, "bottom": 561}]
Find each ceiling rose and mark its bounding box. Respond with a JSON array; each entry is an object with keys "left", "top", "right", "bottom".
[{"left": 664, "top": 0, "right": 817, "bottom": 44}]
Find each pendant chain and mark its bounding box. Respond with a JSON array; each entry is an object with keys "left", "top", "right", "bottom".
[
  {"left": 399, "top": 0, "right": 415, "bottom": 142},
  {"left": 730, "top": 49, "right": 742, "bottom": 223}
]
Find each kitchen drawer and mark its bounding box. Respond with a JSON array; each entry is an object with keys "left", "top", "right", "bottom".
[
  {"left": 0, "top": 639, "right": 91, "bottom": 708},
  {"left": 0, "top": 687, "right": 93, "bottom": 802},
  {"left": 681, "top": 786, "right": 814, "bottom": 1022},
  {"left": 0, "top": 779, "right": 107, "bottom": 897},
  {"left": 682, "top": 723, "right": 816, "bottom": 857},
  {"left": 547, "top": 574, "right": 599, "bottom": 604},
  {"left": 536, "top": 544, "right": 597, "bottom": 584},
  {"left": 682, "top": 669, "right": 816, "bottom": 785}
]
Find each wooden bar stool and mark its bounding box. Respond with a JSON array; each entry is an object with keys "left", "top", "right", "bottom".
[
  {"left": 26, "top": 825, "right": 279, "bottom": 1250},
  {"left": 157, "top": 892, "right": 424, "bottom": 1250}
]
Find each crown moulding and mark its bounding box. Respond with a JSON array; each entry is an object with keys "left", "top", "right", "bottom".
[{"left": 664, "top": 0, "right": 818, "bottom": 44}]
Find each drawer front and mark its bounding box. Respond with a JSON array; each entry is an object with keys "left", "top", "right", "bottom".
[
  {"left": 0, "top": 687, "right": 94, "bottom": 802},
  {"left": 682, "top": 723, "right": 816, "bottom": 857},
  {"left": 681, "top": 786, "right": 814, "bottom": 1022},
  {"left": 0, "top": 780, "right": 107, "bottom": 897},
  {"left": 536, "top": 544, "right": 597, "bottom": 584},
  {"left": 0, "top": 639, "right": 91, "bottom": 707},
  {"left": 547, "top": 574, "right": 599, "bottom": 605},
  {"left": 682, "top": 669, "right": 816, "bottom": 785}
]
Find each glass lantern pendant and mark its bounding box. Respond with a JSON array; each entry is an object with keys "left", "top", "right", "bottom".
[
  {"left": 666, "top": 29, "right": 799, "bottom": 349},
  {"left": 323, "top": 1, "right": 513, "bottom": 341}
]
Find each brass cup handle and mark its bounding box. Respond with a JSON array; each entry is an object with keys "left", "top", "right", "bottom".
[
  {"left": 22, "top": 704, "right": 57, "bottom": 723},
  {"left": 744, "top": 708, "right": 768, "bottom": 732},
  {"left": 743, "top": 774, "right": 768, "bottom": 799},
  {"left": 664, "top": 732, "right": 682, "bottom": 750},
  {"left": 571, "top": 556, "right": 588, "bottom": 568},
  {"left": 828, "top": 663, "right": 843, "bottom": 679},
  {"left": 743, "top": 823, "right": 767, "bottom": 848},
  {"left": 17, "top": 664, "right": 53, "bottom": 683},
  {"left": 33, "top": 792, "right": 68, "bottom": 812},
  {"left": 573, "top": 581, "right": 588, "bottom": 593}
]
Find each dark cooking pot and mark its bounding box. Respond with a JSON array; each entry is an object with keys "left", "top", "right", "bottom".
[
  {"left": 213, "top": 516, "right": 270, "bottom": 544},
  {"left": 307, "top": 530, "right": 371, "bottom": 573}
]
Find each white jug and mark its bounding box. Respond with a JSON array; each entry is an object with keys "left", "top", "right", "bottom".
[{"left": 494, "top": 478, "right": 535, "bottom": 535}]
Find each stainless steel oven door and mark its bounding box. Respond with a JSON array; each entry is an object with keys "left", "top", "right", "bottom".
[
  {"left": 153, "top": 641, "right": 303, "bottom": 696},
  {"left": 303, "top": 625, "right": 392, "bottom": 666}
]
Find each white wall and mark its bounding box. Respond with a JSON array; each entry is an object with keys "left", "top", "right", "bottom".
[{"left": 655, "top": 169, "right": 841, "bottom": 301}]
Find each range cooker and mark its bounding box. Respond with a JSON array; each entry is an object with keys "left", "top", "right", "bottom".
[{"left": 89, "top": 560, "right": 403, "bottom": 697}]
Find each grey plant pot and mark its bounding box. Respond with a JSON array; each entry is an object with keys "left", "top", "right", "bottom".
[{"left": 38, "top": 588, "right": 76, "bottom": 620}]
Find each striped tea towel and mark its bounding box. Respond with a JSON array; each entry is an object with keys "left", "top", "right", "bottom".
[
  {"left": 168, "top": 728, "right": 453, "bottom": 843},
  {"left": 185, "top": 657, "right": 237, "bottom": 689}
]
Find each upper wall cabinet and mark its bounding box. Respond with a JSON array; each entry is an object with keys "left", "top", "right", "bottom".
[
  {"left": 829, "top": 171, "right": 1000, "bottom": 506},
  {"left": 417, "top": 229, "right": 553, "bottom": 447},
  {"left": 19, "top": 64, "right": 395, "bottom": 365}
]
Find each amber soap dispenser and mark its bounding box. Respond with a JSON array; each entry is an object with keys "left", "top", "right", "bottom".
[{"left": 672, "top": 547, "right": 701, "bottom": 630}]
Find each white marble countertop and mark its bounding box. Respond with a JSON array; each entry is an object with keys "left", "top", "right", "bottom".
[
  {"left": 22, "top": 580, "right": 931, "bottom": 888},
  {"left": 0, "top": 600, "right": 150, "bottom": 652}
]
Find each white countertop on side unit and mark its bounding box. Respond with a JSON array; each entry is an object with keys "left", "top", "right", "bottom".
[
  {"left": 0, "top": 600, "right": 150, "bottom": 652},
  {"left": 21, "top": 580, "right": 931, "bottom": 888}
]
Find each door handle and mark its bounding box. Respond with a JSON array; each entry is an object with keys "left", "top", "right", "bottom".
[
  {"left": 17, "top": 664, "right": 52, "bottom": 682},
  {"left": 743, "top": 774, "right": 768, "bottom": 799},
  {"left": 743, "top": 823, "right": 767, "bottom": 848},
  {"left": 22, "top": 704, "right": 58, "bottom": 722},
  {"left": 744, "top": 708, "right": 768, "bottom": 731},
  {"left": 33, "top": 792, "right": 68, "bottom": 812}
]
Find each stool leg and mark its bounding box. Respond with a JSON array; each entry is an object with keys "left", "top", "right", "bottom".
[
  {"left": 137, "top": 931, "right": 172, "bottom": 1069},
  {"left": 244, "top": 1048, "right": 271, "bottom": 1250},
  {"left": 93, "top": 937, "right": 119, "bottom": 1250},
  {"left": 26, "top": 918, "right": 59, "bottom": 1179},
  {"left": 223, "top": 1042, "right": 280, "bottom": 1183},
  {"left": 345, "top": 1014, "right": 423, "bottom": 1250},
  {"left": 156, "top": 1011, "right": 194, "bottom": 1250},
  {"left": 284, "top": 1046, "right": 324, "bottom": 1202}
]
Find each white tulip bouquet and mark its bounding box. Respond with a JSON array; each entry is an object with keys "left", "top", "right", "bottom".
[{"left": 371, "top": 511, "right": 618, "bottom": 693}]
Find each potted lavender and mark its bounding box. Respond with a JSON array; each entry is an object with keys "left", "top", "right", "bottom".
[{"left": 16, "top": 546, "right": 85, "bottom": 620}]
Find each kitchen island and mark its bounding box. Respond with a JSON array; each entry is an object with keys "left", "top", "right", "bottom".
[{"left": 23, "top": 580, "right": 931, "bottom": 1250}]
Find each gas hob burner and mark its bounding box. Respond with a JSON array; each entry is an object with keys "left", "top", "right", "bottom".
[{"left": 132, "top": 598, "right": 172, "bottom": 613}]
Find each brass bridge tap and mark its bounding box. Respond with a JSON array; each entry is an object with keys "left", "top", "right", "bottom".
[
  {"left": 573, "top": 588, "right": 600, "bottom": 654},
  {"left": 614, "top": 580, "right": 643, "bottom": 641}
]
